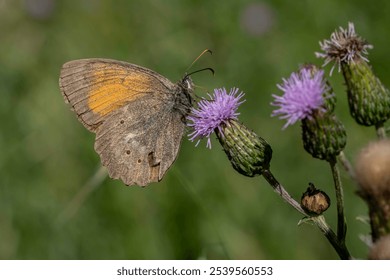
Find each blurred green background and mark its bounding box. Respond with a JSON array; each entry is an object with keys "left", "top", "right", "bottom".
[{"left": 1, "top": 0, "right": 389, "bottom": 259}]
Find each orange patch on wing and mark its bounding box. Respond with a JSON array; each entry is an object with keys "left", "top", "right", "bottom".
[{"left": 87, "top": 68, "right": 154, "bottom": 116}]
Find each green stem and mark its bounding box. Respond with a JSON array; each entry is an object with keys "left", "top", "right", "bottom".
[
  {"left": 262, "top": 169, "right": 306, "bottom": 215},
  {"left": 311, "top": 216, "right": 351, "bottom": 260},
  {"left": 375, "top": 122, "right": 387, "bottom": 139},
  {"left": 328, "top": 157, "right": 347, "bottom": 242},
  {"left": 262, "top": 169, "right": 351, "bottom": 259}
]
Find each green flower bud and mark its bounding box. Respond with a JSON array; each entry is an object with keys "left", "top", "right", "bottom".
[
  {"left": 301, "top": 110, "right": 347, "bottom": 161},
  {"left": 342, "top": 60, "right": 390, "bottom": 126},
  {"left": 216, "top": 119, "right": 272, "bottom": 177}
]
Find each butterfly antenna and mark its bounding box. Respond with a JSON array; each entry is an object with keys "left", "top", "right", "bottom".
[
  {"left": 185, "top": 67, "right": 214, "bottom": 79},
  {"left": 185, "top": 49, "right": 212, "bottom": 72}
]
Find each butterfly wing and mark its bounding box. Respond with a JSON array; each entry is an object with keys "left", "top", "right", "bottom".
[
  {"left": 94, "top": 97, "right": 185, "bottom": 186},
  {"left": 59, "top": 58, "right": 186, "bottom": 186},
  {"left": 59, "top": 58, "right": 174, "bottom": 132}
]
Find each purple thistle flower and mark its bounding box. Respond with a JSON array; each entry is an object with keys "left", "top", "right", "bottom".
[
  {"left": 271, "top": 68, "right": 330, "bottom": 129},
  {"left": 187, "top": 87, "right": 245, "bottom": 148}
]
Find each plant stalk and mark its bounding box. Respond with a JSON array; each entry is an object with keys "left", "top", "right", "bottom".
[
  {"left": 328, "top": 157, "right": 347, "bottom": 243},
  {"left": 262, "top": 169, "right": 351, "bottom": 259}
]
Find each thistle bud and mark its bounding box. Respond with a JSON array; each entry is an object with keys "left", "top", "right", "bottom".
[
  {"left": 216, "top": 119, "right": 272, "bottom": 177},
  {"left": 301, "top": 183, "right": 331, "bottom": 215},
  {"left": 342, "top": 60, "right": 390, "bottom": 126},
  {"left": 316, "top": 22, "right": 390, "bottom": 126},
  {"left": 301, "top": 110, "right": 347, "bottom": 161}
]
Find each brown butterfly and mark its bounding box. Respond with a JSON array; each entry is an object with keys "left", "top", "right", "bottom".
[{"left": 59, "top": 58, "right": 197, "bottom": 187}]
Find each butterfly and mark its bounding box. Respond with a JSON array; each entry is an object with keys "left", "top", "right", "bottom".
[{"left": 59, "top": 58, "right": 198, "bottom": 186}]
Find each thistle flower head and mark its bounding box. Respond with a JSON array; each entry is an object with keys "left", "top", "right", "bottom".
[
  {"left": 315, "top": 22, "right": 373, "bottom": 75},
  {"left": 271, "top": 67, "right": 331, "bottom": 129},
  {"left": 188, "top": 87, "right": 272, "bottom": 176},
  {"left": 187, "top": 87, "right": 245, "bottom": 148}
]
